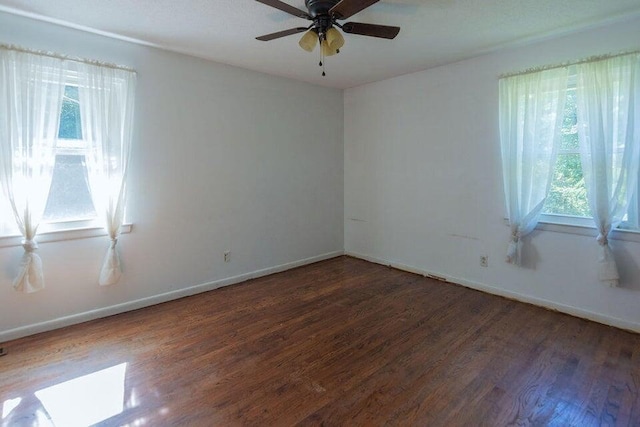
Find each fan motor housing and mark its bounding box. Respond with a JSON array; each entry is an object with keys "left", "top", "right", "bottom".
[{"left": 305, "top": 0, "right": 340, "bottom": 18}]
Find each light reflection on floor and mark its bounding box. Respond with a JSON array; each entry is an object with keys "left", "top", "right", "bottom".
[
  {"left": 2, "top": 363, "right": 127, "bottom": 427},
  {"left": 2, "top": 397, "right": 22, "bottom": 419}
]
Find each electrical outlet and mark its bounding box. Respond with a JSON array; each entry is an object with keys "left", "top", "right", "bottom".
[
  {"left": 224, "top": 251, "right": 231, "bottom": 263},
  {"left": 480, "top": 255, "right": 488, "bottom": 267}
]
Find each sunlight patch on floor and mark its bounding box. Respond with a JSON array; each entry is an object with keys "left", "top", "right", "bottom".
[{"left": 34, "top": 363, "right": 127, "bottom": 427}]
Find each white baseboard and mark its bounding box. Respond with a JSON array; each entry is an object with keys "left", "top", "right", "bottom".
[
  {"left": 6, "top": 249, "right": 637, "bottom": 342},
  {"left": 345, "top": 251, "right": 640, "bottom": 334},
  {"left": 0, "top": 250, "right": 344, "bottom": 343}
]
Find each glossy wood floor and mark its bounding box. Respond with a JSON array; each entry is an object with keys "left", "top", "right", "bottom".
[{"left": 1, "top": 256, "right": 639, "bottom": 426}]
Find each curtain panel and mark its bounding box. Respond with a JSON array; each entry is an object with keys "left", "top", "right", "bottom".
[
  {"left": 0, "top": 49, "right": 65, "bottom": 292},
  {"left": 499, "top": 68, "right": 569, "bottom": 265},
  {"left": 76, "top": 63, "right": 136, "bottom": 286},
  {"left": 576, "top": 53, "right": 640, "bottom": 287},
  {"left": 0, "top": 45, "right": 136, "bottom": 291}
]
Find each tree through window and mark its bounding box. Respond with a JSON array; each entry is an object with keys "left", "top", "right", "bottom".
[{"left": 543, "top": 79, "right": 590, "bottom": 217}]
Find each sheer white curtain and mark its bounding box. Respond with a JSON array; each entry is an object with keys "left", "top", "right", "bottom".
[
  {"left": 576, "top": 53, "right": 640, "bottom": 287},
  {"left": 499, "top": 68, "right": 569, "bottom": 265},
  {"left": 76, "top": 63, "right": 136, "bottom": 286},
  {"left": 0, "top": 49, "right": 65, "bottom": 293}
]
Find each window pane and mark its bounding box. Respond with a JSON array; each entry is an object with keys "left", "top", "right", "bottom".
[
  {"left": 560, "top": 88, "right": 579, "bottom": 150},
  {"left": 58, "top": 85, "right": 82, "bottom": 140},
  {"left": 624, "top": 174, "right": 639, "bottom": 229},
  {"left": 43, "top": 155, "right": 97, "bottom": 222},
  {"left": 0, "top": 195, "right": 17, "bottom": 234},
  {"left": 544, "top": 84, "right": 591, "bottom": 218},
  {"left": 544, "top": 153, "right": 590, "bottom": 217}
]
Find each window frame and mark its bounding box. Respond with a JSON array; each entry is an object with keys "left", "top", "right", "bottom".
[
  {"left": 540, "top": 68, "right": 640, "bottom": 233},
  {"left": 0, "top": 72, "right": 132, "bottom": 244},
  {"left": 42, "top": 82, "right": 99, "bottom": 224}
]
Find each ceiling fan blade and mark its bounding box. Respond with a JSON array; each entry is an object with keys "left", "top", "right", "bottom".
[
  {"left": 255, "top": 0, "right": 310, "bottom": 19},
  {"left": 256, "top": 27, "right": 309, "bottom": 41},
  {"left": 341, "top": 22, "right": 400, "bottom": 39},
  {"left": 329, "top": 0, "right": 380, "bottom": 19}
]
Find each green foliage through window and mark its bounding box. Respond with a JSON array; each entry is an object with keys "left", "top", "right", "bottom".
[{"left": 543, "top": 87, "right": 591, "bottom": 217}]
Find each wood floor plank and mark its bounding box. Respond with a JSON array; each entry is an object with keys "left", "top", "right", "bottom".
[
  {"left": 1, "top": 256, "right": 639, "bottom": 426},
  {"left": 300, "top": 289, "right": 512, "bottom": 426}
]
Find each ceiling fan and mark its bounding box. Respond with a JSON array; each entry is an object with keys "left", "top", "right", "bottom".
[{"left": 255, "top": 0, "right": 400, "bottom": 75}]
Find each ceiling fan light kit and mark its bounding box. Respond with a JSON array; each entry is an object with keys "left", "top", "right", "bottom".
[
  {"left": 325, "top": 27, "right": 345, "bottom": 52},
  {"left": 299, "top": 29, "right": 318, "bottom": 52},
  {"left": 255, "top": 0, "right": 400, "bottom": 76}
]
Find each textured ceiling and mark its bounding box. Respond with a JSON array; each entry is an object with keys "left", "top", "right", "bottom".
[{"left": 1, "top": 0, "right": 640, "bottom": 88}]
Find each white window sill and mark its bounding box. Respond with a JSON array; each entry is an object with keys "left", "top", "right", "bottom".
[
  {"left": 0, "top": 223, "right": 132, "bottom": 248},
  {"left": 537, "top": 221, "right": 640, "bottom": 243},
  {"left": 504, "top": 216, "right": 640, "bottom": 243}
]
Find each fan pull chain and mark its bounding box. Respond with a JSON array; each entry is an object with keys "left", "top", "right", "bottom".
[
  {"left": 319, "top": 36, "right": 326, "bottom": 77},
  {"left": 318, "top": 35, "right": 327, "bottom": 77}
]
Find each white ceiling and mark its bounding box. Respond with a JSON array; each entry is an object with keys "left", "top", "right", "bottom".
[{"left": 1, "top": 0, "right": 640, "bottom": 88}]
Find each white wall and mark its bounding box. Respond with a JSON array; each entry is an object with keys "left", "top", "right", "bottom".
[
  {"left": 345, "top": 16, "right": 640, "bottom": 332},
  {"left": 3, "top": 11, "right": 639, "bottom": 342},
  {"left": 0, "top": 12, "right": 344, "bottom": 340}
]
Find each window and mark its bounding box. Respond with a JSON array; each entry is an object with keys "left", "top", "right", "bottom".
[
  {"left": 544, "top": 79, "right": 589, "bottom": 218},
  {"left": 541, "top": 70, "right": 640, "bottom": 231},
  {"left": 500, "top": 52, "right": 639, "bottom": 283},
  {"left": 43, "top": 84, "right": 97, "bottom": 223},
  {"left": 1, "top": 47, "right": 136, "bottom": 289},
  {"left": 0, "top": 83, "right": 99, "bottom": 235}
]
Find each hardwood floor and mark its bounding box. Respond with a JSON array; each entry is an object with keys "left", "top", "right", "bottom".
[{"left": 1, "top": 256, "right": 639, "bottom": 426}]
